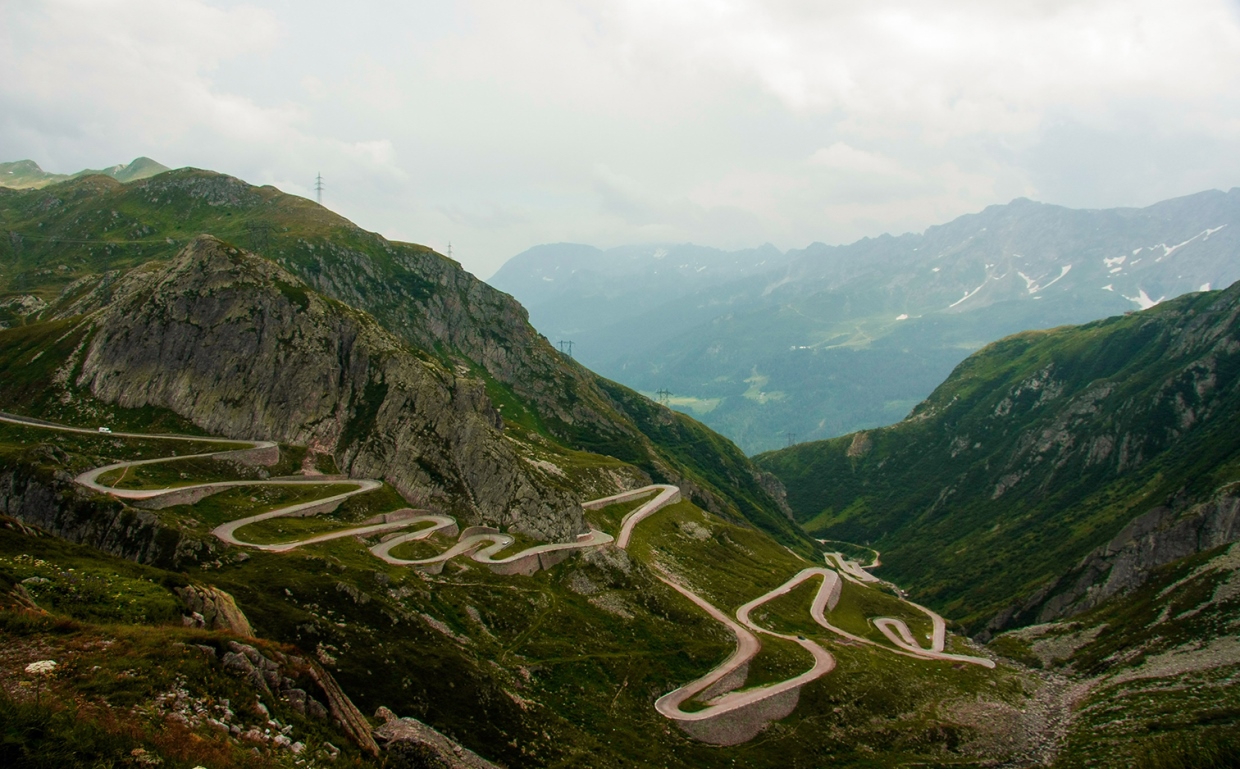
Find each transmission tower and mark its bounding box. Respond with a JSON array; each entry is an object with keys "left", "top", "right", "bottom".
[
  {"left": 656, "top": 389, "right": 672, "bottom": 405},
  {"left": 786, "top": 431, "right": 798, "bottom": 447},
  {"left": 558, "top": 340, "right": 574, "bottom": 358},
  {"left": 314, "top": 173, "right": 324, "bottom": 205}
]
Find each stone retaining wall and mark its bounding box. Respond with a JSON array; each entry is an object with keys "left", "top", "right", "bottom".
[{"left": 675, "top": 686, "right": 802, "bottom": 745}]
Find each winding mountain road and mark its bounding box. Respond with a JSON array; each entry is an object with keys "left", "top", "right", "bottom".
[
  {"left": 3, "top": 412, "right": 995, "bottom": 745},
  {"left": 0, "top": 413, "right": 679, "bottom": 573},
  {"left": 824, "top": 552, "right": 994, "bottom": 668},
  {"left": 584, "top": 484, "right": 681, "bottom": 549}
]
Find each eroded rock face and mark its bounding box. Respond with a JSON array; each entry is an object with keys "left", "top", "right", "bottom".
[
  {"left": 990, "top": 486, "right": 1240, "bottom": 634},
  {"left": 177, "top": 585, "right": 254, "bottom": 637},
  {"left": 70, "top": 236, "right": 584, "bottom": 540},
  {"left": 0, "top": 467, "right": 216, "bottom": 567},
  {"left": 373, "top": 706, "right": 501, "bottom": 769}
]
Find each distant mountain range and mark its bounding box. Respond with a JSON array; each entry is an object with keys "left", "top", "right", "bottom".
[
  {"left": 0, "top": 157, "right": 169, "bottom": 189},
  {"left": 490, "top": 189, "right": 1240, "bottom": 453}
]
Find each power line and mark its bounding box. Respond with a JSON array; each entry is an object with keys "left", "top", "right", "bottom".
[{"left": 314, "top": 173, "right": 324, "bottom": 205}]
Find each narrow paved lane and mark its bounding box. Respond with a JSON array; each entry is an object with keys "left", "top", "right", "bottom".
[{"left": 5, "top": 411, "right": 996, "bottom": 744}]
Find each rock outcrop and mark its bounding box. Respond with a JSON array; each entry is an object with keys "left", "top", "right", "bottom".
[
  {"left": 307, "top": 660, "right": 380, "bottom": 757},
  {"left": 987, "top": 484, "right": 1240, "bottom": 635},
  {"left": 373, "top": 706, "right": 501, "bottom": 769},
  {"left": 177, "top": 584, "right": 255, "bottom": 637},
  {"left": 64, "top": 236, "right": 584, "bottom": 540},
  {"left": 0, "top": 464, "right": 218, "bottom": 568}
]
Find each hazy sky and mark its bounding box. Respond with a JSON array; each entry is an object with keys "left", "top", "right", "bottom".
[{"left": 4, "top": 1, "right": 1240, "bottom": 278}]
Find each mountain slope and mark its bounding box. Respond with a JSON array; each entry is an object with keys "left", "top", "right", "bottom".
[
  {"left": 0, "top": 409, "right": 1057, "bottom": 768},
  {"left": 51, "top": 235, "right": 589, "bottom": 537},
  {"left": 489, "top": 241, "right": 792, "bottom": 363},
  {"left": 494, "top": 190, "right": 1240, "bottom": 452},
  {"left": 757, "top": 280, "right": 1240, "bottom": 632},
  {"left": 0, "top": 168, "right": 803, "bottom": 548}
]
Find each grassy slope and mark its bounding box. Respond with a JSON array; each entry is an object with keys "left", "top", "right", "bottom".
[
  {"left": 757, "top": 283, "right": 1240, "bottom": 628},
  {"left": 1, "top": 411, "right": 1049, "bottom": 767},
  {"left": 0, "top": 522, "right": 373, "bottom": 769},
  {"left": 0, "top": 171, "right": 802, "bottom": 548}
]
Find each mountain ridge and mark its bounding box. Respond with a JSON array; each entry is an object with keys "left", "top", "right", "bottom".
[
  {"left": 0, "top": 157, "right": 170, "bottom": 189},
  {"left": 0, "top": 166, "right": 805, "bottom": 549},
  {"left": 493, "top": 187, "right": 1240, "bottom": 453}
]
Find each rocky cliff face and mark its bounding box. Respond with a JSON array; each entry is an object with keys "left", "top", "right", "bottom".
[
  {"left": 0, "top": 464, "right": 218, "bottom": 567},
  {"left": 990, "top": 484, "right": 1240, "bottom": 635},
  {"left": 62, "top": 236, "right": 584, "bottom": 539}
]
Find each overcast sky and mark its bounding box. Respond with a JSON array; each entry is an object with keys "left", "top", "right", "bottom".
[{"left": 4, "top": 0, "right": 1240, "bottom": 278}]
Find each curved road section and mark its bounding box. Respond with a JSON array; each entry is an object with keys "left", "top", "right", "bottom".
[
  {"left": 651, "top": 568, "right": 840, "bottom": 745},
  {"left": 5, "top": 412, "right": 995, "bottom": 744},
  {"left": 1, "top": 413, "right": 680, "bottom": 575},
  {"left": 824, "top": 552, "right": 994, "bottom": 668}
]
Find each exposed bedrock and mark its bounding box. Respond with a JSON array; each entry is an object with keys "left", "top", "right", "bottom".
[
  {"left": 987, "top": 484, "right": 1240, "bottom": 637},
  {"left": 0, "top": 466, "right": 218, "bottom": 568},
  {"left": 69, "top": 236, "right": 584, "bottom": 540}
]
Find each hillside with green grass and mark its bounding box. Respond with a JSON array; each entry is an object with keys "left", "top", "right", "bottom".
[
  {"left": 758, "top": 281, "right": 1240, "bottom": 634},
  {"left": 0, "top": 167, "right": 802, "bottom": 548},
  {"left": 0, "top": 407, "right": 1067, "bottom": 768}
]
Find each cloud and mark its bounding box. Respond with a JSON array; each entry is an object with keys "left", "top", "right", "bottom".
[
  {"left": 606, "top": 0, "right": 1240, "bottom": 142},
  {"left": 2, "top": 0, "right": 1239, "bottom": 278},
  {"left": 809, "top": 143, "right": 917, "bottom": 180},
  {"left": 0, "top": 1, "right": 400, "bottom": 180}
]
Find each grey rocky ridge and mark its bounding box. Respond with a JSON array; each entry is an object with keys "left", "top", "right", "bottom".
[{"left": 58, "top": 235, "right": 583, "bottom": 539}]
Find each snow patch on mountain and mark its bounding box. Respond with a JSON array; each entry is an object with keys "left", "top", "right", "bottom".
[
  {"left": 1125, "top": 288, "right": 1164, "bottom": 310},
  {"left": 1019, "top": 265, "right": 1073, "bottom": 295},
  {"left": 1155, "top": 226, "right": 1227, "bottom": 261},
  {"left": 950, "top": 280, "right": 988, "bottom": 308}
]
